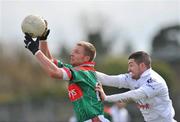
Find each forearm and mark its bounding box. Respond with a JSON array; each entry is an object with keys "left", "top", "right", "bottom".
[
  {"left": 96, "top": 71, "right": 129, "bottom": 88},
  {"left": 96, "top": 71, "right": 119, "bottom": 87},
  {"left": 35, "top": 50, "right": 63, "bottom": 79},
  {"left": 39, "top": 41, "right": 53, "bottom": 60},
  {"left": 105, "top": 89, "right": 147, "bottom": 102}
]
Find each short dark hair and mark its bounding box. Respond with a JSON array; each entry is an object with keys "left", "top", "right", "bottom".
[
  {"left": 77, "top": 41, "right": 96, "bottom": 61},
  {"left": 128, "top": 51, "right": 151, "bottom": 68}
]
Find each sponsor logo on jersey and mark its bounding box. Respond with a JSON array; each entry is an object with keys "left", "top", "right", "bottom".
[
  {"left": 137, "top": 103, "right": 150, "bottom": 109},
  {"left": 68, "top": 83, "right": 83, "bottom": 102}
]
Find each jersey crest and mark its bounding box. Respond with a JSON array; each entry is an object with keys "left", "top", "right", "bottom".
[{"left": 146, "top": 78, "right": 155, "bottom": 90}]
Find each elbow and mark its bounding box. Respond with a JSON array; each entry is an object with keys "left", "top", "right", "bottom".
[
  {"left": 47, "top": 69, "right": 63, "bottom": 79},
  {"left": 48, "top": 71, "right": 56, "bottom": 78}
]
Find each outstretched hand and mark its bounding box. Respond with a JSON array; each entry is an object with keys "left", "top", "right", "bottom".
[
  {"left": 95, "top": 83, "right": 106, "bottom": 101},
  {"left": 39, "top": 29, "right": 50, "bottom": 40},
  {"left": 24, "top": 33, "right": 39, "bottom": 55}
]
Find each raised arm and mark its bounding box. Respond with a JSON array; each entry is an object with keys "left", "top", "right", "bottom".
[
  {"left": 39, "top": 40, "right": 53, "bottom": 60},
  {"left": 38, "top": 28, "right": 53, "bottom": 60},
  {"left": 24, "top": 33, "right": 68, "bottom": 80},
  {"left": 35, "top": 50, "right": 63, "bottom": 79}
]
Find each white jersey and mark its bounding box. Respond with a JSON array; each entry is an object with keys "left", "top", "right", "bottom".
[{"left": 96, "top": 68, "right": 176, "bottom": 122}]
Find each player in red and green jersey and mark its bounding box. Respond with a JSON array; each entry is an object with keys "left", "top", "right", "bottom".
[
  {"left": 54, "top": 60, "right": 104, "bottom": 121},
  {"left": 23, "top": 29, "right": 109, "bottom": 122}
]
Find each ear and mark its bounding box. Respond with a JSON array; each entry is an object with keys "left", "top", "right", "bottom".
[
  {"left": 140, "top": 63, "right": 146, "bottom": 70},
  {"left": 84, "top": 55, "right": 91, "bottom": 62}
]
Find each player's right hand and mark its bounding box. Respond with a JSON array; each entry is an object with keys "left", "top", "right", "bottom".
[
  {"left": 95, "top": 83, "right": 106, "bottom": 101},
  {"left": 24, "top": 33, "right": 39, "bottom": 55},
  {"left": 39, "top": 20, "right": 50, "bottom": 40}
]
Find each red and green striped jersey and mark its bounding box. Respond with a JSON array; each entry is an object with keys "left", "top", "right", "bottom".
[{"left": 53, "top": 59, "right": 104, "bottom": 122}]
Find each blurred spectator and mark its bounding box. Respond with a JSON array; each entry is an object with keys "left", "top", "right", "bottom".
[
  {"left": 69, "top": 112, "right": 77, "bottom": 122},
  {"left": 110, "top": 102, "right": 130, "bottom": 122}
]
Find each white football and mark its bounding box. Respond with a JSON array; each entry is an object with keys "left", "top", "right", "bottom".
[{"left": 21, "top": 15, "right": 46, "bottom": 38}]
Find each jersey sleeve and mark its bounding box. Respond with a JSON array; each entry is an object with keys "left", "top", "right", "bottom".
[
  {"left": 105, "top": 88, "right": 147, "bottom": 102},
  {"left": 96, "top": 71, "right": 130, "bottom": 89},
  {"left": 53, "top": 58, "right": 73, "bottom": 68},
  {"left": 52, "top": 59, "right": 73, "bottom": 80},
  {"left": 61, "top": 67, "right": 73, "bottom": 80},
  {"left": 139, "top": 78, "right": 167, "bottom": 98},
  {"left": 60, "top": 67, "right": 86, "bottom": 82}
]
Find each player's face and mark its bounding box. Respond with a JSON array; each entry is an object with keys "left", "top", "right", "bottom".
[
  {"left": 70, "top": 45, "right": 89, "bottom": 66},
  {"left": 128, "top": 59, "right": 143, "bottom": 80}
]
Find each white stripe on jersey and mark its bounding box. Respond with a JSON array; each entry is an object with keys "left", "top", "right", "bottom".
[{"left": 61, "top": 68, "right": 70, "bottom": 80}]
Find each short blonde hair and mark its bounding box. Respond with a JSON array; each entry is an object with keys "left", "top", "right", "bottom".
[{"left": 77, "top": 41, "right": 96, "bottom": 61}]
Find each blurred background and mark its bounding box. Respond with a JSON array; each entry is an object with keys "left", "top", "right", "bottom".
[{"left": 0, "top": 0, "right": 180, "bottom": 122}]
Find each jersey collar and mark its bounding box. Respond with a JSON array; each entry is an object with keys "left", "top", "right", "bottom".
[
  {"left": 140, "top": 68, "right": 152, "bottom": 78},
  {"left": 79, "top": 61, "right": 95, "bottom": 67}
]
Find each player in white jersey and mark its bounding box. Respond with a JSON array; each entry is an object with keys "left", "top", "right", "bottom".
[{"left": 96, "top": 51, "right": 177, "bottom": 122}]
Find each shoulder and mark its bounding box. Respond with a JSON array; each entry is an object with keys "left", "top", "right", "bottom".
[
  {"left": 149, "top": 69, "right": 167, "bottom": 85},
  {"left": 142, "top": 72, "right": 168, "bottom": 92},
  {"left": 139, "top": 78, "right": 168, "bottom": 98}
]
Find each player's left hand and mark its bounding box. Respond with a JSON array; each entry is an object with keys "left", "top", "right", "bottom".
[
  {"left": 24, "top": 33, "right": 39, "bottom": 55},
  {"left": 39, "top": 20, "right": 50, "bottom": 40},
  {"left": 39, "top": 29, "right": 50, "bottom": 40},
  {"left": 95, "top": 83, "right": 106, "bottom": 101}
]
